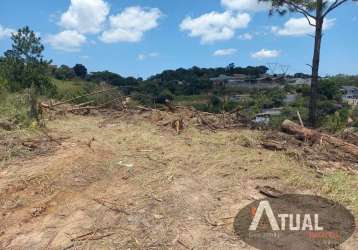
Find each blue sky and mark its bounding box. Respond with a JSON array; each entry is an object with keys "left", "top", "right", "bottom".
[{"left": 0, "top": 0, "right": 357, "bottom": 78}]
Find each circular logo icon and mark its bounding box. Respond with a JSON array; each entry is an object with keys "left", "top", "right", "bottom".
[{"left": 234, "top": 194, "right": 355, "bottom": 250}]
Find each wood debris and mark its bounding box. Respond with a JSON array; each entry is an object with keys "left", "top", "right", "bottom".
[
  {"left": 282, "top": 120, "right": 358, "bottom": 159},
  {"left": 256, "top": 186, "right": 283, "bottom": 198}
]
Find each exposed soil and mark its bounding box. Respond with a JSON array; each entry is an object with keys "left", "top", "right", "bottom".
[{"left": 0, "top": 110, "right": 356, "bottom": 249}]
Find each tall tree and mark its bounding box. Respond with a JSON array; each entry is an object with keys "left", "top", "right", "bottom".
[
  {"left": 260, "top": 0, "right": 356, "bottom": 127},
  {"left": 1, "top": 26, "right": 52, "bottom": 120},
  {"left": 73, "top": 64, "right": 87, "bottom": 79}
]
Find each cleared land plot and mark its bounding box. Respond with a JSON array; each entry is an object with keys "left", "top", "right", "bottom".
[{"left": 0, "top": 113, "right": 357, "bottom": 249}]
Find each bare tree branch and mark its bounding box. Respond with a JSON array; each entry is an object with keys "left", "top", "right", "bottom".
[
  {"left": 323, "top": 0, "right": 349, "bottom": 17},
  {"left": 299, "top": 10, "right": 316, "bottom": 26}
]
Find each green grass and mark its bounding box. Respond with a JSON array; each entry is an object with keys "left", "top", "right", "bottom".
[
  {"left": 321, "top": 171, "right": 358, "bottom": 212},
  {"left": 52, "top": 78, "right": 96, "bottom": 101},
  {"left": 0, "top": 78, "right": 100, "bottom": 128},
  {"left": 174, "top": 95, "right": 209, "bottom": 106},
  {"left": 0, "top": 90, "right": 33, "bottom": 128}
]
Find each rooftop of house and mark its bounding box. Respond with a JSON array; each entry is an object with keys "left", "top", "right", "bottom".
[{"left": 342, "top": 86, "right": 358, "bottom": 93}]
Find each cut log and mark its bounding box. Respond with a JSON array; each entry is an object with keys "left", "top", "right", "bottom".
[{"left": 281, "top": 120, "right": 358, "bottom": 158}]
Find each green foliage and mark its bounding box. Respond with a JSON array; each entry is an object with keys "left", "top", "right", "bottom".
[
  {"left": 149, "top": 65, "right": 268, "bottom": 83},
  {"left": 295, "top": 84, "right": 311, "bottom": 96},
  {"left": 318, "top": 79, "right": 342, "bottom": 100},
  {"left": 52, "top": 78, "right": 118, "bottom": 106},
  {"left": 281, "top": 96, "right": 309, "bottom": 124},
  {"left": 157, "top": 88, "right": 174, "bottom": 103},
  {"left": 192, "top": 103, "right": 209, "bottom": 112},
  {"left": 52, "top": 79, "right": 88, "bottom": 100},
  {"left": 174, "top": 95, "right": 208, "bottom": 103},
  {"left": 208, "top": 95, "right": 223, "bottom": 113},
  {"left": 328, "top": 75, "right": 358, "bottom": 87},
  {"left": 0, "top": 26, "right": 54, "bottom": 121},
  {"left": 352, "top": 107, "right": 358, "bottom": 127},
  {"left": 132, "top": 92, "right": 155, "bottom": 106},
  {"left": 223, "top": 100, "right": 239, "bottom": 112},
  {"left": 0, "top": 91, "right": 33, "bottom": 128},
  {"left": 1, "top": 26, "right": 53, "bottom": 93},
  {"left": 269, "top": 115, "right": 287, "bottom": 129},
  {"left": 73, "top": 64, "right": 87, "bottom": 79},
  {"left": 321, "top": 109, "right": 349, "bottom": 133},
  {"left": 53, "top": 65, "right": 75, "bottom": 80},
  {"left": 247, "top": 88, "right": 285, "bottom": 113}
]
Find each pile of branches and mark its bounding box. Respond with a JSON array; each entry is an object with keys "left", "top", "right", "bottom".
[
  {"left": 40, "top": 87, "right": 128, "bottom": 117},
  {"left": 137, "top": 103, "right": 254, "bottom": 134},
  {"left": 261, "top": 120, "right": 358, "bottom": 170}
]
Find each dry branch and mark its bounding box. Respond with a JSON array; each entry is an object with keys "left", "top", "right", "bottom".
[
  {"left": 93, "top": 198, "right": 130, "bottom": 215},
  {"left": 51, "top": 88, "right": 118, "bottom": 107}
]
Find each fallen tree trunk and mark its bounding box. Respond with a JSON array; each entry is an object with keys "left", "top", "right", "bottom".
[{"left": 281, "top": 120, "right": 358, "bottom": 158}]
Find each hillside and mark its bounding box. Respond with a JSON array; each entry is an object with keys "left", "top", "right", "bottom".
[{"left": 0, "top": 108, "right": 357, "bottom": 249}]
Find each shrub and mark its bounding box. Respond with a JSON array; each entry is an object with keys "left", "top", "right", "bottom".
[
  {"left": 223, "top": 100, "right": 239, "bottom": 112},
  {"left": 192, "top": 103, "right": 209, "bottom": 112},
  {"left": 0, "top": 91, "right": 33, "bottom": 128},
  {"left": 157, "top": 89, "right": 174, "bottom": 104},
  {"left": 322, "top": 109, "right": 349, "bottom": 133}
]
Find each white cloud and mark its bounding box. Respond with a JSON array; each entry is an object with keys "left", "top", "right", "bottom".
[
  {"left": 272, "top": 17, "right": 335, "bottom": 36},
  {"left": 213, "top": 48, "right": 237, "bottom": 56},
  {"left": 221, "top": 0, "right": 271, "bottom": 12},
  {"left": 138, "top": 52, "right": 159, "bottom": 60},
  {"left": 46, "top": 30, "right": 87, "bottom": 52},
  {"left": 238, "top": 32, "right": 253, "bottom": 40},
  {"left": 100, "top": 6, "right": 162, "bottom": 43},
  {"left": 251, "top": 49, "right": 280, "bottom": 59},
  {"left": 0, "top": 25, "right": 15, "bottom": 39},
  {"left": 180, "top": 11, "right": 251, "bottom": 43},
  {"left": 60, "top": 0, "right": 110, "bottom": 34}
]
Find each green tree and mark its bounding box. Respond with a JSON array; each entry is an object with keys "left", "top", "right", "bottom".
[
  {"left": 158, "top": 88, "right": 174, "bottom": 103},
  {"left": 1, "top": 26, "right": 53, "bottom": 120},
  {"left": 73, "top": 64, "right": 87, "bottom": 79},
  {"left": 318, "top": 79, "right": 341, "bottom": 100},
  {"left": 260, "top": 0, "right": 356, "bottom": 127},
  {"left": 54, "top": 65, "right": 76, "bottom": 80}
]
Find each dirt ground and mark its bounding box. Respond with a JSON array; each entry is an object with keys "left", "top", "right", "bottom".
[{"left": 0, "top": 111, "right": 357, "bottom": 249}]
